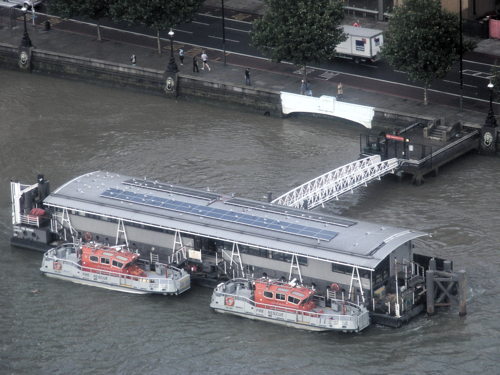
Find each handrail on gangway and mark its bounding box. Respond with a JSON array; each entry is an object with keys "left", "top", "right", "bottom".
[{"left": 272, "top": 155, "right": 399, "bottom": 209}]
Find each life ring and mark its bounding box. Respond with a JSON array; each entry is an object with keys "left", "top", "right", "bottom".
[
  {"left": 83, "top": 232, "right": 92, "bottom": 242},
  {"left": 330, "top": 283, "right": 341, "bottom": 292},
  {"left": 53, "top": 261, "right": 62, "bottom": 271},
  {"left": 225, "top": 297, "right": 235, "bottom": 307}
]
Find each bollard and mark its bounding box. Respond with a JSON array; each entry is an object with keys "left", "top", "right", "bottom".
[
  {"left": 428, "top": 258, "right": 436, "bottom": 271},
  {"left": 444, "top": 260, "right": 452, "bottom": 273},
  {"left": 43, "top": 20, "right": 50, "bottom": 31},
  {"left": 267, "top": 192, "right": 272, "bottom": 203}
]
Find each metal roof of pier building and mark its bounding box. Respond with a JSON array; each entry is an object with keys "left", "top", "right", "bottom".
[{"left": 43, "top": 171, "right": 426, "bottom": 271}]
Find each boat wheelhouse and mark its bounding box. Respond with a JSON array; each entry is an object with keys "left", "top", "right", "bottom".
[
  {"left": 11, "top": 171, "right": 455, "bottom": 327},
  {"left": 210, "top": 278, "right": 370, "bottom": 332},
  {"left": 40, "top": 242, "right": 191, "bottom": 295}
]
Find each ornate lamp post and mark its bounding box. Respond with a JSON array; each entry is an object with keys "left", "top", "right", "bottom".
[
  {"left": 21, "top": 5, "right": 32, "bottom": 48},
  {"left": 221, "top": 0, "right": 226, "bottom": 65},
  {"left": 459, "top": 0, "right": 463, "bottom": 111},
  {"left": 485, "top": 82, "right": 497, "bottom": 128},
  {"left": 166, "top": 28, "right": 178, "bottom": 73}
]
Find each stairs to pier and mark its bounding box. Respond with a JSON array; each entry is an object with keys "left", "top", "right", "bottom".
[{"left": 428, "top": 125, "right": 448, "bottom": 141}]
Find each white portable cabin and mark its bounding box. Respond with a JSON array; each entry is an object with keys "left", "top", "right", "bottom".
[{"left": 335, "top": 25, "right": 384, "bottom": 62}]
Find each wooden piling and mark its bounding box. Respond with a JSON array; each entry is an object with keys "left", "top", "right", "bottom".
[
  {"left": 458, "top": 270, "right": 467, "bottom": 316},
  {"left": 426, "top": 269, "right": 435, "bottom": 315}
]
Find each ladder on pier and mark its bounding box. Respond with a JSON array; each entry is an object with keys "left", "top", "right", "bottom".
[{"left": 272, "top": 155, "right": 399, "bottom": 209}]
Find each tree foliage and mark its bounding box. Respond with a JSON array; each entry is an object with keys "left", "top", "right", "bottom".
[
  {"left": 491, "top": 66, "right": 500, "bottom": 97},
  {"left": 111, "top": 0, "right": 203, "bottom": 54},
  {"left": 382, "top": 0, "right": 462, "bottom": 104},
  {"left": 49, "top": 0, "right": 203, "bottom": 49},
  {"left": 251, "top": 0, "right": 345, "bottom": 81},
  {"left": 49, "top": 0, "right": 112, "bottom": 41},
  {"left": 112, "top": 0, "right": 202, "bottom": 31}
]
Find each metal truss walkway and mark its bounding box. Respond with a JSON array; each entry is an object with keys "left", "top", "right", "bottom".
[{"left": 272, "top": 155, "right": 399, "bottom": 210}]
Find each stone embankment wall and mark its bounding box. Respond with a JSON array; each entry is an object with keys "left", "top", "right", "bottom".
[
  {"left": 0, "top": 41, "right": 441, "bottom": 128},
  {"left": 0, "top": 42, "right": 282, "bottom": 116}
]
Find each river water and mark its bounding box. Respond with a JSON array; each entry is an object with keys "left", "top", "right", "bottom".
[{"left": 0, "top": 70, "right": 499, "bottom": 375}]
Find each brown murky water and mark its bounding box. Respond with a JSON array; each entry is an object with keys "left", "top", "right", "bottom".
[{"left": 1, "top": 70, "right": 499, "bottom": 375}]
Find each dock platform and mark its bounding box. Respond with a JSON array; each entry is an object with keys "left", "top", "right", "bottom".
[{"left": 360, "top": 121, "right": 480, "bottom": 184}]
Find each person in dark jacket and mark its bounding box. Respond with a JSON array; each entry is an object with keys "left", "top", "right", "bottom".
[{"left": 193, "top": 56, "right": 199, "bottom": 72}]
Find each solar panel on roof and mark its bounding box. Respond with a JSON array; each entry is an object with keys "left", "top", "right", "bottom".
[
  {"left": 100, "top": 188, "right": 337, "bottom": 242},
  {"left": 122, "top": 178, "right": 221, "bottom": 201},
  {"left": 226, "top": 197, "right": 356, "bottom": 228}
]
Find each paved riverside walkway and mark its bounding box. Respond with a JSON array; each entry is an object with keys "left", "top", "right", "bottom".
[{"left": 0, "top": 4, "right": 499, "bottom": 129}]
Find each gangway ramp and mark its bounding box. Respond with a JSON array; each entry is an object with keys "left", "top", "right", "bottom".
[{"left": 272, "top": 155, "right": 399, "bottom": 209}]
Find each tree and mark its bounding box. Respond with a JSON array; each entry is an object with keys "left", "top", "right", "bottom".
[
  {"left": 382, "top": 0, "right": 462, "bottom": 105},
  {"left": 111, "top": 0, "right": 203, "bottom": 55},
  {"left": 490, "top": 65, "right": 500, "bottom": 97},
  {"left": 49, "top": 0, "right": 111, "bottom": 41},
  {"left": 251, "top": 0, "right": 346, "bottom": 84}
]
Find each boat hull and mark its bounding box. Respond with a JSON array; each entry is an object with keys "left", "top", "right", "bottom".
[
  {"left": 212, "top": 307, "right": 338, "bottom": 332},
  {"left": 43, "top": 271, "right": 151, "bottom": 294},
  {"left": 210, "top": 280, "right": 370, "bottom": 333},
  {"left": 40, "top": 244, "right": 191, "bottom": 295}
]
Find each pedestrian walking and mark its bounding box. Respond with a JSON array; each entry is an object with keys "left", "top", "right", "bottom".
[
  {"left": 300, "top": 79, "right": 306, "bottom": 95},
  {"left": 179, "top": 48, "right": 184, "bottom": 66},
  {"left": 337, "top": 82, "right": 343, "bottom": 100},
  {"left": 245, "top": 68, "right": 251, "bottom": 86},
  {"left": 193, "top": 56, "right": 199, "bottom": 72},
  {"left": 305, "top": 80, "right": 312, "bottom": 96},
  {"left": 130, "top": 54, "right": 136, "bottom": 66},
  {"left": 201, "top": 51, "right": 211, "bottom": 71}
]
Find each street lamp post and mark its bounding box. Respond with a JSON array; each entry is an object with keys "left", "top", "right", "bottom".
[
  {"left": 485, "top": 82, "right": 497, "bottom": 127},
  {"left": 459, "top": 0, "right": 463, "bottom": 111},
  {"left": 221, "top": 0, "right": 226, "bottom": 65},
  {"left": 166, "top": 28, "right": 178, "bottom": 73},
  {"left": 21, "top": 6, "right": 32, "bottom": 48}
]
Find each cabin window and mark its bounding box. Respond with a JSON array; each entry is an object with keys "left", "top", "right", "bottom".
[
  {"left": 100, "top": 257, "right": 110, "bottom": 265},
  {"left": 373, "top": 256, "right": 390, "bottom": 287},
  {"left": 276, "top": 293, "right": 285, "bottom": 301},
  {"left": 374, "top": 37, "right": 380, "bottom": 46},
  {"left": 263, "top": 291, "right": 273, "bottom": 299},
  {"left": 239, "top": 245, "right": 268, "bottom": 258},
  {"left": 112, "top": 260, "right": 123, "bottom": 268},
  {"left": 287, "top": 296, "right": 300, "bottom": 305},
  {"left": 332, "top": 263, "right": 351, "bottom": 274},
  {"left": 270, "top": 252, "right": 308, "bottom": 265},
  {"left": 89, "top": 256, "right": 98, "bottom": 263},
  {"left": 355, "top": 39, "right": 366, "bottom": 52},
  {"left": 116, "top": 256, "right": 128, "bottom": 262},
  {"left": 331, "top": 264, "right": 370, "bottom": 278}
]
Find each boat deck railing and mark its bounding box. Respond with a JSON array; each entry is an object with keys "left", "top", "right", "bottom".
[
  {"left": 20, "top": 213, "right": 42, "bottom": 227},
  {"left": 45, "top": 244, "right": 188, "bottom": 289},
  {"left": 214, "top": 288, "right": 369, "bottom": 326}
]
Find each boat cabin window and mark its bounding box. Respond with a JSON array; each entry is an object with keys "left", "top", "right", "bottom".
[
  {"left": 112, "top": 260, "right": 123, "bottom": 268},
  {"left": 332, "top": 263, "right": 370, "bottom": 278},
  {"left": 287, "top": 296, "right": 301, "bottom": 305},
  {"left": 89, "top": 255, "right": 98, "bottom": 263},
  {"left": 276, "top": 293, "right": 285, "bottom": 301},
  {"left": 100, "top": 257, "right": 110, "bottom": 265},
  {"left": 116, "top": 255, "right": 128, "bottom": 262},
  {"left": 263, "top": 291, "right": 273, "bottom": 299}
]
